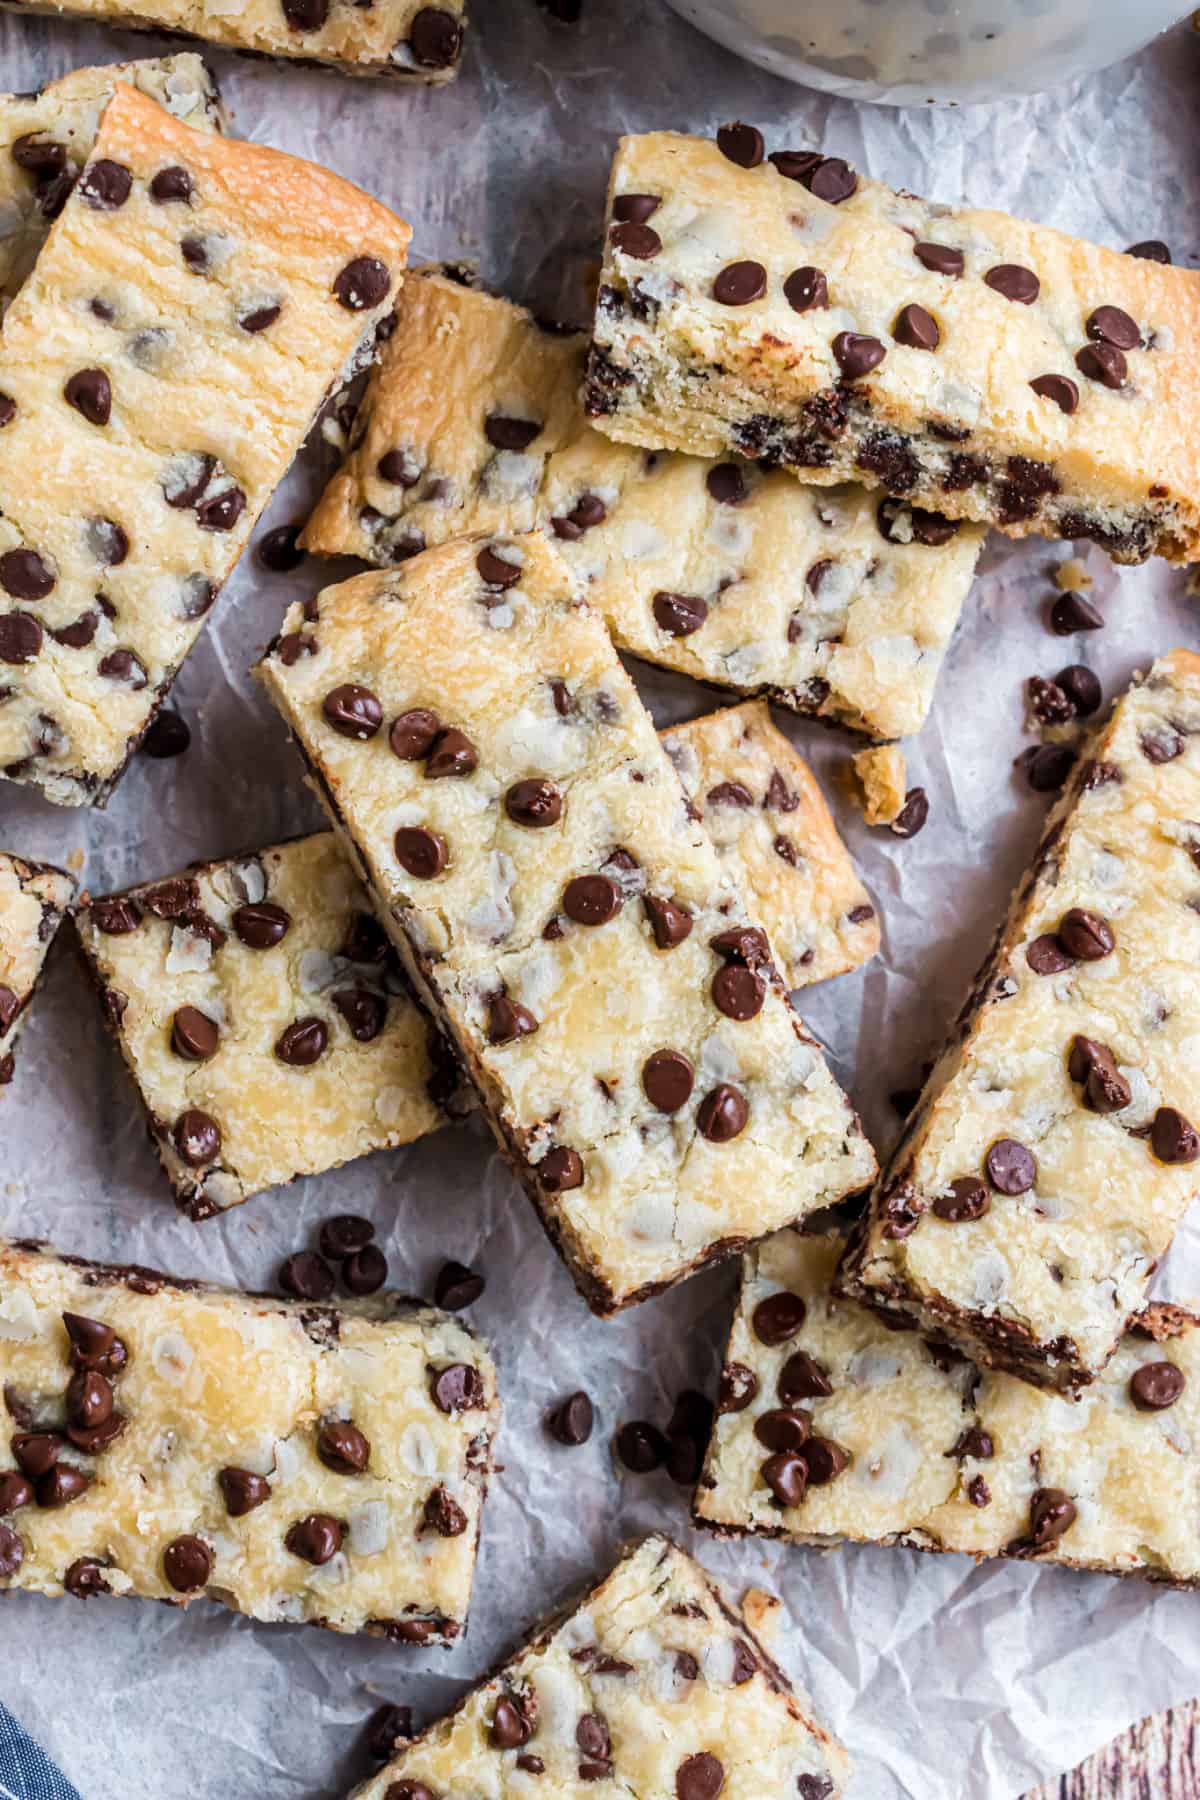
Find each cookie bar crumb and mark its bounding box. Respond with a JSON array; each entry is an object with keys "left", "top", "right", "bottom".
[{"left": 852, "top": 745, "right": 907, "bottom": 827}]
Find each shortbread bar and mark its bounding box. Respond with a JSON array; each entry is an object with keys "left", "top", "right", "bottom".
[
  {"left": 842, "top": 650, "right": 1200, "bottom": 1392},
  {"left": 585, "top": 132, "right": 1200, "bottom": 564},
  {"left": 0, "top": 3, "right": 466, "bottom": 82},
  {"left": 258, "top": 534, "right": 876, "bottom": 1314},
  {"left": 662, "top": 701, "right": 878, "bottom": 987},
  {"left": 0, "top": 83, "right": 410, "bottom": 805},
  {"left": 0, "top": 55, "right": 224, "bottom": 309},
  {"left": 75, "top": 833, "right": 446, "bottom": 1217},
  {"left": 303, "top": 270, "right": 984, "bottom": 739},
  {"left": 696, "top": 1227, "right": 1200, "bottom": 1586},
  {"left": 350, "top": 1533, "right": 849, "bottom": 1798},
  {"left": 0, "top": 853, "right": 75, "bottom": 1086},
  {"left": 0, "top": 1238, "right": 498, "bottom": 1639}
]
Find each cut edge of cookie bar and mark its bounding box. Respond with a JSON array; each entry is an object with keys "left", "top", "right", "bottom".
[
  {"left": 0, "top": 852, "right": 76, "bottom": 1087},
  {"left": 0, "top": 1236, "right": 499, "bottom": 1641},
  {"left": 840, "top": 648, "right": 1200, "bottom": 1394},
  {"left": 350, "top": 1531, "right": 849, "bottom": 1797},
  {"left": 584, "top": 131, "right": 1200, "bottom": 565},
  {"left": 0, "top": 3, "right": 467, "bottom": 82},
  {"left": 695, "top": 1225, "right": 1200, "bottom": 1589},
  {"left": 74, "top": 832, "right": 450, "bottom": 1217}
]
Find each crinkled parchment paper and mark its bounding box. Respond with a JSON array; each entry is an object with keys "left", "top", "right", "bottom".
[{"left": 1, "top": 5, "right": 1199, "bottom": 1795}]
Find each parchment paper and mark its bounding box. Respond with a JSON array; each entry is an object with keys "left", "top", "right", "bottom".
[{"left": 1, "top": 6, "right": 1199, "bottom": 1796}]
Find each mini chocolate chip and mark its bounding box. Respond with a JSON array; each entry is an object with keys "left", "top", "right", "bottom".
[
  {"left": 610, "top": 221, "right": 661, "bottom": 259},
  {"left": 752, "top": 1291, "right": 805, "bottom": 1345},
  {"left": 79, "top": 159, "right": 131, "bottom": 209},
  {"left": 63, "top": 1314, "right": 125, "bottom": 1377},
  {"left": 893, "top": 303, "right": 939, "bottom": 350},
  {"left": 1130, "top": 1362, "right": 1185, "bottom": 1411},
  {"left": 612, "top": 193, "right": 661, "bottom": 223},
  {"left": 0, "top": 549, "right": 56, "bottom": 602},
  {"left": 487, "top": 994, "right": 538, "bottom": 1045},
  {"left": 832, "top": 331, "right": 885, "bottom": 379},
  {"left": 318, "top": 1420, "right": 370, "bottom": 1474},
  {"left": 240, "top": 302, "right": 283, "bottom": 334},
  {"left": 343, "top": 1244, "right": 388, "bottom": 1294},
  {"left": 433, "top": 1261, "right": 485, "bottom": 1311},
  {"left": 616, "top": 1420, "right": 668, "bottom": 1473},
  {"left": 716, "top": 121, "right": 764, "bottom": 167},
  {"left": 652, "top": 590, "right": 708, "bottom": 636},
  {"left": 547, "top": 1390, "right": 593, "bottom": 1445},
  {"left": 490, "top": 1697, "right": 534, "bottom": 1750},
  {"left": 149, "top": 165, "right": 192, "bottom": 203},
  {"left": 564, "top": 873, "right": 620, "bottom": 925},
  {"left": 1027, "top": 1488, "right": 1076, "bottom": 1547},
  {"left": 644, "top": 894, "right": 692, "bottom": 948},
  {"left": 713, "top": 260, "right": 766, "bottom": 306},
  {"left": 762, "top": 1451, "right": 807, "bottom": 1508},
  {"left": 423, "top": 1485, "right": 467, "bottom": 1537},
  {"left": 642, "top": 1048, "right": 695, "bottom": 1112},
  {"left": 394, "top": 827, "right": 448, "bottom": 879},
  {"left": 0, "top": 1472, "right": 33, "bottom": 1513},
  {"left": 65, "top": 368, "right": 112, "bottom": 427},
  {"left": 706, "top": 463, "right": 747, "bottom": 504},
  {"left": 430, "top": 1363, "right": 485, "bottom": 1414},
  {"left": 697, "top": 1083, "right": 749, "bottom": 1142},
  {"left": 409, "top": 7, "right": 463, "bottom": 66},
  {"left": 1075, "top": 342, "right": 1127, "bottom": 389},
  {"left": 1151, "top": 1106, "right": 1200, "bottom": 1165},
  {"left": 985, "top": 1138, "right": 1036, "bottom": 1194},
  {"left": 234, "top": 902, "right": 290, "bottom": 949},
  {"left": 333, "top": 257, "right": 391, "bottom": 312},
  {"left": 389, "top": 708, "right": 442, "bottom": 759},
  {"left": 892, "top": 788, "right": 929, "bottom": 839},
  {"left": 539, "top": 1145, "right": 584, "bottom": 1191},
  {"left": 1050, "top": 590, "right": 1104, "bottom": 634},
  {"left": 1030, "top": 374, "right": 1078, "bottom": 414},
  {"left": 171, "top": 1005, "right": 219, "bottom": 1062},
  {"left": 1086, "top": 305, "right": 1140, "bottom": 350},
  {"left": 0, "top": 613, "right": 43, "bottom": 663},
  {"left": 754, "top": 1408, "right": 811, "bottom": 1452},
  {"left": 276, "top": 1016, "right": 329, "bottom": 1067},
  {"left": 332, "top": 988, "right": 387, "bottom": 1042},
  {"left": 285, "top": 1514, "right": 343, "bottom": 1565},
  {"left": 66, "top": 1371, "right": 112, "bottom": 1431},
  {"left": 173, "top": 1109, "right": 221, "bottom": 1166},
  {"left": 64, "top": 1557, "right": 109, "bottom": 1597},
  {"left": 1058, "top": 908, "right": 1113, "bottom": 961},
  {"left": 485, "top": 414, "right": 541, "bottom": 451},
  {"left": 163, "top": 1534, "right": 212, "bottom": 1591},
  {"left": 783, "top": 266, "right": 828, "bottom": 313},
  {"left": 1126, "top": 240, "right": 1170, "bottom": 262},
  {"left": 181, "top": 236, "right": 209, "bottom": 273},
  {"left": 279, "top": 1250, "right": 335, "bottom": 1302},
  {"left": 914, "top": 241, "right": 964, "bottom": 277},
  {"left": 1026, "top": 933, "right": 1073, "bottom": 975},
  {"left": 476, "top": 545, "right": 523, "bottom": 587},
  {"left": 984, "top": 264, "right": 1039, "bottom": 304},
  {"left": 778, "top": 1350, "right": 832, "bottom": 1402},
  {"left": 323, "top": 683, "right": 382, "bottom": 739},
  {"left": 932, "top": 1177, "right": 990, "bottom": 1222},
  {"left": 219, "top": 1467, "right": 271, "bottom": 1515}
]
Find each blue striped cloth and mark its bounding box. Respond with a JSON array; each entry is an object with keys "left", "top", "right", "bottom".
[{"left": 0, "top": 1706, "right": 80, "bottom": 1800}]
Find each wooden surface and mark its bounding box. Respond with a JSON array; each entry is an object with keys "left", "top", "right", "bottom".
[{"left": 1025, "top": 1701, "right": 1199, "bottom": 1798}]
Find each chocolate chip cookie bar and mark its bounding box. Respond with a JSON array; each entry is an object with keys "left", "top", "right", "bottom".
[
  {"left": 302, "top": 270, "right": 984, "bottom": 740},
  {"left": 0, "top": 1238, "right": 498, "bottom": 1639},
  {"left": 0, "top": 55, "right": 224, "bottom": 311},
  {"left": 258, "top": 534, "right": 876, "bottom": 1314},
  {"left": 696, "top": 1227, "right": 1200, "bottom": 1586},
  {"left": 841, "top": 650, "right": 1200, "bottom": 1393},
  {"left": 75, "top": 833, "right": 446, "bottom": 1218},
  {"left": 351, "top": 1533, "right": 848, "bottom": 1797},
  {"left": 662, "top": 701, "right": 878, "bottom": 988},
  {"left": 0, "top": 3, "right": 466, "bottom": 81},
  {"left": 585, "top": 132, "right": 1200, "bottom": 564},
  {"left": 0, "top": 853, "right": 75, "bottom": 1087},
  {"left": 0, "top": 83, "right": 410, "bottom": 806}
]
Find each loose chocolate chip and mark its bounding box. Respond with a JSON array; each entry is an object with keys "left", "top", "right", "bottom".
[
  {"left": 642, "top": 1048, "right": 695, "bottom": 1112},
  {"left": 1050, "top": 590, "right": 1104, "bottom": 635},
  {"left": 777, "top": 1349, "right": 832, "bottom": 1401},
  {"left": 141, "top": 709, "right": 191, "bottom": 760},
  {"left": 752, "top": 1291, "right": 805, "bottom": 1346},
  {"left": 610, "top": 221, "right": 661, "bottom": 259},
  {"left": 410, "top": 6, "right": 463, "bottom": 66},
  {"left": 1151, "top": 1106, "right": 1200, "bottom": 1165},
  {"left": 394, "top": 827, "right": 448, "bottom": 880},
  {"left": 66, "top": 1371, "right": 113, "bottom": 1430},
  {"left": 257, "top": 524, "right": 305, "bottom": 573},
  {"left": 985, "top": 1138, "right": 1036, "bottom": 1195},
  {"left": 0, "top": 549, "right": 55, "bottom": 602},
  {"left": 318, "top": 1420, "right": 370, "bottom": 1474},
  {"left": 0, "top": 1472, "right": 33, "bottom": 1512},
  {"left": 644, "top": 894, "right": 692, "bottom": 948},
  {"left": 713, "top": 260, "right": 766, "bottom": 306},
  {"left": 931, "top": 1177, "right": 990, "bottom": 1222},
  {"left": 387, "top": 708, "right": 440, "bottom": 761},
  {"left": 434, "top": 1261, "right": 485, "bottom": 1310},
  {"left": 285, "top": 1513, "right": 343, "bottom": 1565},
  {"left": 502, "top": 777, "right": 563, "bottom": 828},
  {"left": 1026, "top": 933, "right": 1073, "bottom": 975},
  {"left": 430, "top": 1363, "right": 485, "bottom": 1414},
  {"left": 63, "top": 1314, "right": 125, "bottom": 1377},
  {"left": 1027, "top": 1488, "right": 1076, "bottom": 1547},
  {"left": 984, "top": 264, "right": 1039, "bottom": 304},
  {"left": 1022, "top": 744, "right": 1076, "bottom": 792},
  {"left": 1029, "top": 374, "right": 1078, "bottom": 415},
  {"left": 563, "top": 873, "right": 620, "bottom": 926},
  {"left": 894, "top": 303, "right": 939, "bottom": 351},
  {"left": 697, "top": 1083, "right": 749, "bottom": 1142},
  {"left": 616, "top": 1420, "right": 668, "bottom": 1473},
  {"left": 476, "top": 545, "right": 523, "bottom": 587},
  {"left": 539, "top": 1145, "right": 584, "bottom": 1192},
  {"left": 711, "top": 965, "right": 765, "bottom": 1022},
  {"left": 173, "top": 1109, "right": 220, "bottom": 1167},
  {"left": 612, "top": 193, "right": 661, "bottom": 223},
  {"left": 832, "top": 331, "right": 885, "bottom": 379},
  {"left": 38, "top": 1465, "right": 90, "bottom": 1508},
  {"left": 279, "top": 1250, "right": 335, "bottom": 1302},
  {"left": 333, "top": 257, "right": 391, "bottom": 312},
  {"left": 783, "top": 266, "right": 829, "bottom": 313},
  {"left": 1058, "top": 908, "right": 1114, "bottom": 961},
  {"left": 706, "top": 462, "right": 747, "bottom": 504},
  {"left": 487, "top": 994, "right": 538, "bottom": 1045},
  {"left": 64, "top": 368, "right": 112, "bottom": 427},
  {"left": 276, "top": 1016, "right": 329, "bottom": 1067},
  {"left": 892, "top": 788, "right": 929, "bottom": 839},
  {"left": 171, "top": 1005, "right": 219, "bottom": 1062},
  {"left": 652, "top": 590, "right": 708, "bottom": 636},
  {"left": 79, "top": 159, "right": 131, "bottom": 209},
  {"left": 149, "top": 165, "right": 192, "bottom": 203},
  {"left": 914, "top": 241, "right": 964, "bottom": 277},
  {"left": 233, "top": 901, "right": 291, "bottom": 948},
  {"left": 1055, "top": 664, "right": 1101, "bottom": 717},
  {"left": 716, "top": 121, "right": 763, "bottom": 167},
  {"left": 484, "top": 414, "right": 541, "bottom": 452},
  {"left": 490, "top": 1696, "right": 534, "bottom": 1750},
  {"left": 762, "top": 1451, "right": 807, "bottom": 1509},
  {"left": 366, "top": 1705, "right": 413, "bottom": 1762},
  {"left": 332, "top": 988, "right": 387, "bottom": 1042},
  {"left": 322, "top": 683, "right": 382, "bottom": 740},
  {"left": 343, "top": 1244, "right": 388, "bottom": 1295},
  {"left": 1130, "top": 1362, "right": 1186, "bottom": 1411},
  {"left": 1086, "top": 305, "right": 1140, "bottom": 350},
  {"left": 718, "top": 1363, "right": 760, "bottom": 1414},
  {"left": 1126, "top": 239, "right": 1170, "bottom": 262},
  {"left": 64, "top": 1557, "right": 109, "bottom": 1597},
  {"left": 423, "top": 1485, "right": 467, "bottom": 1537},
  {"left": 318, "top": 1215, "right": 375, "bottom": 1260},
  {"left": 754, "top": 1408, "right": 812, "bottom": 1453},
  {"left": 0, "top": 612, "right": 43, "bottom": 663},
  {"left": 547, "top": 1390, "right": 594, "bottom": 1445},
  {"left": 219, "top": 1467, "right": 271, "bottom": 1516},
  {"left": 0, "top": 1524, "right": 22, "bottom": 1579},
  {"left": 1075, "top": 342, "right": 1127, "bottom": 389}
]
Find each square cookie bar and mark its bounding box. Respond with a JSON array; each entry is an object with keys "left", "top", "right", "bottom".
[
  {"left": 0, "top": 1238, "right": 498, "bottom": 1640},
  {"left": 696, "top": 1227, "right": 1200, "bottom": 1587},
  {"left": 0, "top": 852, "right": 75, "bottom": 1086},
  {"left": 302, "top": 270, "right": 984, "bottom": 740},
  {"left": 0, "top": 3, "right": 466, "bottom": 81},
  {"left": 841, "top": 651, "right": 1200, "bottom": 1393},
  {"left": 662, "top": 700, "right": 878, "bottom": 988},
  {"left": 585, "top": 132, "right": 1200, "bottom": 564},
  {"left": 258, "top": 534, "right": 876, "bottom": 1315},
  {"left": 0, "top": 55, "right": 224, "bottom": 309},
  {"left": 0, "top": 82, "right": 410, "bottom": 806},
  {"left": 350, "top": 1533, "right": 848, "bottom": 1797},
  {"left": 75, "top": 833, "right": 447, "bottom": 1218}
]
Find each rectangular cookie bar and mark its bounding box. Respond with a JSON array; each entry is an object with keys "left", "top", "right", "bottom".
[
  {"left": 696, "top": 1226, "right": 1200, "bottom": 1587},
  {"left": 0, "top": 1237, "right": 498, "bottom": 1640},
  {"left": 585, "top": 131, "right": 1200, "bottom": 564},
  {"left": 841, "top": 650, "right": 1200, "bottom": 1393},
  {"left": 258, "top": 533, "right": 876, "bottom": 1315},
  {"left": 350, "top": 1533, "right": 848, "bottom": 1798},
  {"left": 302, "top": 270, "right": 984, "bottom": 740},
  {"left": 0, "top": 82, "right": 410, "bottom": 806},
  {"left": 0, "top": 852, "right": 75, "bottom": 1086},
  {"left": 0, "top": 55, "right": 224, "bottom": 310},
  {"left": 75, "top": 833, "right": 447, "bottom": 1218},
  {"left": 0, "top": 2, "right": 466, "bottom": 82}
]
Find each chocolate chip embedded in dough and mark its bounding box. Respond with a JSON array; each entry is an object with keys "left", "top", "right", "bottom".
[
  {"left": 783, "top": 266, "right": 829, "bottom": 313},
  {"left": 1067, "top": 1035, "right": 1131, "bottom": 1114},
  {"left": 423, "top": 727, "right": 477, "bottom": 779},
  {"left": 914, "top": 241, "right": 964, "bottom": 277},
  {"left": 173, "top": 1109, "right": 221, "bottom": 1167},
  {"left": 1029, "top": 374, "right": 1078, "bottom": 415},
  {"left": 504, "top": 777, "right": 563, "bottom": 827},
  {"left": 832, "top": 331, "right": 885, "bottom": 379},
  {"left": 1058, "top": 908, "right": 1113, "bottom": 961},
  {"left": 11, "top": 133, "right": 66, "bottom": 180},
  {"left": 1150, "top": 1106, "right": 1200, "bottom": 1165},
  {"left": 0, "top": 1472, "right": 33, "bottom": 1512},
  {"left": 333, "top": 257, "right": 391, "bottom": 312},
  {"left": 777, "top": 1349, "right": 832, "bottom": 1402},
  {"left": 284, "top": 1514, "right": 343, "bottom": 1565},
  {"left": 716, "top": 121, "right": 764, "bottom": 167},
  {"left": 63, "top": 1313, "right": 126, "bottom": 1378},
  {"left": 711, "top": 965, "right": 765, "bottom": 1022},
  {"left": 66, "top": 1370, "right": 113, "bottom": 1430},
  {"left": 546, "top": 1390, "right": 594, "bottom": 1445},
  {"left": 409, "top": 7, "right": 463, "bottom": 67},
  {"left": 713, "top": 260, "right": 766, "bottom": 306},
  {"left": 37, "top": 1465, "right": 90, "bottom": 1508},
  {"left": 12, "top": 1434, "right": 61, "bottom": 1479},
  {"left": 332, "top": 988, "right": 387, "bottom": 1042},
  {"left": 754, "top": 1408, "right": 812, "bottom": 1452},
  {"left": 761, "top": 1451, "right": 807, "bottom": 1509},
  {"left": 984, "top": 263, "right": 1039, "bottom": 304},
  {"left": 0, "top": 549, "right": 55, "bottom": 602},
  {"left": 394, "top": 827, "right": 448, "bottom": 880},
  {"left": 798, "top": 155, "right": 857, "bottom": 203},
  {"left": 64, "top": 1557, "right": 110, "bottom": 1597},
  {"left": 196, "top": 485, "right": 246, "bottom": 532},
  {"left": 615, "top": 1420, "right": 668, "bottom": 1473},
  {"left": 489, "top": 1696, "right": 534, "bottom": 1750},
  {"left": 476, "top": 545, "right": 523, "bottom": 588},
  {"left": 79, "top": 159, "right": 131, "bottom": 209},
  {"left": 1086, "top": 305, "right": 1140, "bottom": 350},
  {"left": 275, "top": 1017, "right": 329, "bottom": 1067},
  {"left": 984, "top": 1137, "right": 1036, "bottom": 1195},
  {"left": 1075, "top": 342, "right": 1127, "bottom": 389},
  {"left": 752, "top": 1291, "right": 806, "bottom": 1346},
  {"left": 233, "top": 901, "right": 291, "bottom": 948},
  {"left": 343, "top": 1244, "right": 388, "bottom": 1295},
  {"left": 612, "top": 193, "right": 661, "bottom": 223},
  {"left": 950, "top": 1427, "right": 993, "bottom": 1460},
  {"left": 563, "top": 873, "right": 620, "bottom": 925},
  {"left": 931, "top": 1176, "right": 990, "bottom": 1222},
  {"left": 64, "top": 368, "right": 112, "bottom": 427},
  {"left": 484, "top": 414, "right": 541, "bottom": 452},
  {"left": 149, "top": 165, "right": 193, "bottom": 203},
  {"left": 642, "top": 1048, "right": 695, "bottom": 1112},
  {"left": 281, "top": 0, "right": 330, "bottom": 26},
  {"left": 279, "top": 1250, "right": 335, "bottom": 1302},
  {"left": 644, "top": 894, "right": 693, "bottom": 948},
  {"left": 800, "top": 1437, "right": 849, "bottom": 1485},
  {"left": 1026, "top": 1487, "right": 1076, "bottom": 1547},
  {"left": 1140, "top": 724, "right": 1185, "bottom": 764},
  {"left": 1130, "top": 1362, "right": 1186, "bottom": 1411},
  {"left": 317, "top": 1420, "right": 370, "bottom": 1474},
  {"left": 718, "top": 1363, "right": 760, "bottom": 1413},
  {"left": 67, "top": 1412, "right": 125, "bottom": 1455},
  {"left": 322, "top": 683, "right": 383, "bottom": 740},
  {"left": 653, "top": 590, "right": 708, "bottom": 636},
  {"left": 0, "top": 1524, "right": 22, "bottom": 1579},
  {"left": 170, "top": 1006, "right": 219, "bottom": 1062},
  {"left": 706, "top": 463, "right": 747, "bottom": 504},
  {"left": 0, "top": 394, "right": 14, "bottom": 429},
  {"left": 429, "top": 1363, "right": 485, "bottom": 1415},
  {"left": 1026, "top": 933, "right": 1072, "bottom": 976},
  {"left": 434, "top": 1261, "right": 485, "bottom": 1310},
  {"left": 539, "top": 1145, "right": 584, "bottom": 1192},
  {"left": 0, "top": 613, "right": 43, "bottom": 663},
  {"left": 893, "top": 303, "right": 939, "bottom": 350},
  {"left": 697, "top": 1083, "right": 749, "bottom": 1142},
  {"left": 388, "top": 707, "right": 441, "bottom": 760},
  {"left": 218, "top": 1467, "right": 271, "bottom": 1516},
  {"left": 487, "top": 994, "right": 538, "bottom": 1045},
  {"left": 240, "top": 302, "right": 283, "bottom": 334},
  {"left": 609, "top": 220, "right": 661, "bottom": 259},
  {"left": 1126, "top": 239, "right": 1170, "bottom": 262},
  {"left": 422, "top": 1486, "right": 467, "bottom": 1537}
]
